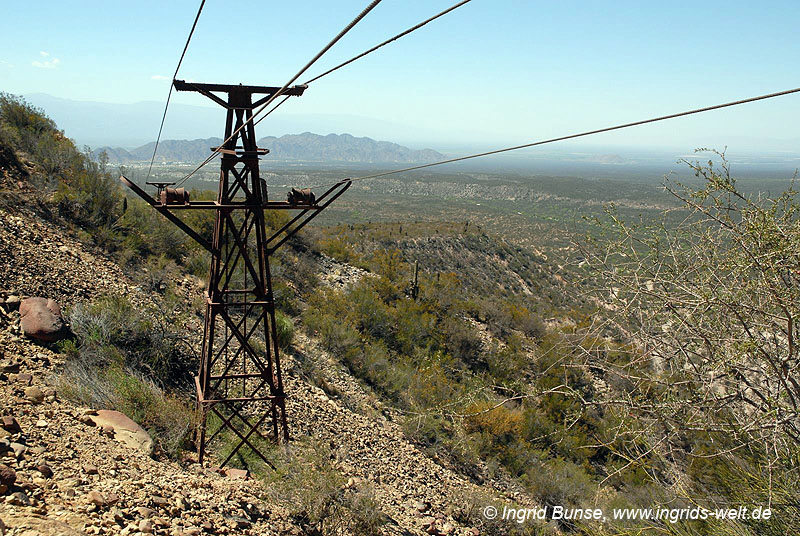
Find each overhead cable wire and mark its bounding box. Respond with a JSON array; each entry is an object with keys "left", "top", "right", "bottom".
[
  {"left": 303, "top": 0, "right": 473, "bottom": 85},
  {"left": 176, "top": 0, "right": 384, "bottom": 187},
  {"left": 306, "top": 86, "right": 800, "bottom": 188},
  {"left": 246, "top": 0, "right": 476, "bottom": 141},
  {"left": 254, "top": 95, "right": 292, "bottom": 124},
  {"left": 145, "top": 0, "right": 206, "bottom": 182}
]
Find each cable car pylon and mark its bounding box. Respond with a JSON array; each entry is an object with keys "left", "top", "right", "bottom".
[{"left": 121, "top": 79, "right": 350, "bottom": 467}]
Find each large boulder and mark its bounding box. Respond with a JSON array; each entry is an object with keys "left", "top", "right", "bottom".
[
  {"left": 19, "top": 297, "right": 67, "bottom": 342},
  {"left": 86, "top": 410, "right": 153, "bottom": 455}
]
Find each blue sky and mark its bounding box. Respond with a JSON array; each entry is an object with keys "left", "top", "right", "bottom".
[{"left": 1, "top": 0, "right": 799, "bottom": 153}]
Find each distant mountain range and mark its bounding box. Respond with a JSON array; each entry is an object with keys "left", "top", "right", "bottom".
[
  {"left": 94, "top": 133, "right": 445, "bottom": 164},
  {"left": 22, "top": 93, "right": 438, "bottom": 150}
]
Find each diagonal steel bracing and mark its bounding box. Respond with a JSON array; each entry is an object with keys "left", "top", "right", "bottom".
[{"left": 121, "top": 80, "right": 351, "bottom": 468}]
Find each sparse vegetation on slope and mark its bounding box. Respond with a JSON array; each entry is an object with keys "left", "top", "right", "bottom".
[
  {"left": 574, "top": 151, "right": 800, "bottom": 534},
  {"left": 2, "top": 94, "right": 530, "bottom": 535},
  {"left": 55, "top": 294, "right": 196, "bottom": 458},
  {"left": 302, "top": 226, "right": 640, "bottom": 531},
  {"left": 4, "top": 92, "right": 799, "bottom": 535}
]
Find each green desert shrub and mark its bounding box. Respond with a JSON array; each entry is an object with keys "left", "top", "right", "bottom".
[
  {"left": 523, "top": 456, "right": 596, "bottom": 509},
  {"left": 265, "top": 441, "right": 387, "bottom": 536},
  {"left": 65, "top": 294, "right": 195, "bottom": 385},
  {"left": 274, "top": 310, "right": 295, "bottom": 349},
  {"left": 58, "top": 356, "right": 194, "bottom": 459},
  {"left": 319, "top": 233, "right": 361, "bottom": 265},
  {"left": 0, "top": 92, "right": 58, "bottom": 155},
  {"left": 56, "top": 294, "right": 196, "bottom": 458},
  {"left": 441, "top": 317, "right": 484, "bottom": 369},
  {"left": 450, "top": 490, "right": 549, "bottom": 536}
]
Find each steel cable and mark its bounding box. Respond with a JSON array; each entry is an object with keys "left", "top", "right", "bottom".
[
  {"left": 145, "top": 0, "right": 206, "bottom": 182},
  {"left": 244, "top": 0, "right": 476, "bottom": 148},
  {"left": 305, "top": 86, "right": 800, "bottom": 188},
  {"left": 175, "top": 0, "right": 384, "bottom": 187},
  {"left": 303, "top": 0, "right": 473, "bottom": 85}
]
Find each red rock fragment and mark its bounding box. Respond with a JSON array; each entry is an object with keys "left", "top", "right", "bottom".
[{"left": 19, "top": 297, "right": 67, "bottom": 343}]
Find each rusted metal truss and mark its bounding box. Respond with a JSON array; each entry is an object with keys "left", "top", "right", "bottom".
[{"left": 121, "top": 80, "right": 350, "bottom": 468}]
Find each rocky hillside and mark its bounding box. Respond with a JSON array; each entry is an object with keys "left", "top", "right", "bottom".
[
  {"left": 94, "top": 133, "right": 445, "bottom": 165},
  {"left": 0, "top": 189, "right": 534, "bottom": 535},
  {"left": 0, "top": 144, "right": 30, "bottom": 199},
  {"left": 7, "top": 93, "right": 797, "bottom": 536}
]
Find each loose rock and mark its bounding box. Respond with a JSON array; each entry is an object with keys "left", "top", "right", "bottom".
[
  {"left": 24, "top": 386, "right": 45, "bottom": 404},
  {"left": 19, "top": 297, "right": 67, "bottom": 342},
  {"left": 86, "top": 490, "right": 107, "bottom": 507},
  {"left": 6, "top": 491, "right": 31, "bottom": 506},
  {"left": 0, "top": 361, "right": 20, "bottom": 374},
  {"left": 83, "top": 464, "right": 98, "bottom": 475},
  {"left": 15, "top": 373, "right": 32, "bottom": 385},
  {"left": 36, "top": 462, "right": 53, "bottom": 478},
  {"left": 0, "top": 417, "right": 21, "bottom": 434},
  {"left": 9, "top": 443, "right": 25, "bottom": 459},
  {"left": 86, "top": 410, "right": 153, "bottom": 455},
  {"left": 0, "top": 464, "right": 16, "bottom": 489},
  {"left": 415, "top": 500, "right": 431, "bottom": 513},
  {"left": 136, "top": 507, "right": 156, "bottom": 518}
]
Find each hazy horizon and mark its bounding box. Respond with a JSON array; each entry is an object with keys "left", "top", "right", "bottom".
[
  {"left": 4, "top": 1, "right": 800, "bottom": 162},
  {"left": 19, "top": 92, "right": 800, "bottom": 176}
]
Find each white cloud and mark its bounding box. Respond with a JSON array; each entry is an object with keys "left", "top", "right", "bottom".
[
  {"left": 0, "top": 60, "right": 13, "bottom": 68},
  {"left": 32, "top": 58, "right": 60, "bottom": 69},
  {"left": 151, "top": 74, "right": 170, "bottom": 80},
  {"left": 32, "top": 52, "right": 60, "bottom": 69}
]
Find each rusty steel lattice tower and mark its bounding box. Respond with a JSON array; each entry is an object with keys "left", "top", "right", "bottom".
[{"left": 121, "top": 79, "right": 350, "bottom": 467}]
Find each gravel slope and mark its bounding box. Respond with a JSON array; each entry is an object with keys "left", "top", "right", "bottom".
[{"left": 0, "top": 205, "right": 535, "bottom": 535}]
